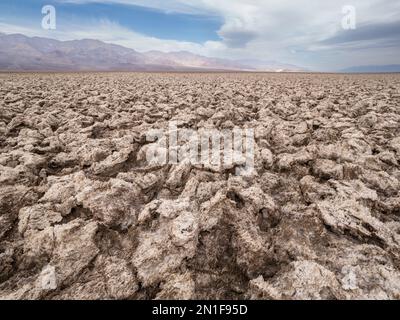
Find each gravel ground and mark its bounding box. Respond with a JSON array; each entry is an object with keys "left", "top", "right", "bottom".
[{"left": 0, "top": 72, "right": 400, "bottom": 300}]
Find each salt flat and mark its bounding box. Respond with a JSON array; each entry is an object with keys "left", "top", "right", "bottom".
[{"left": 0, "top": 72, "right": 399, "bottom": 299}]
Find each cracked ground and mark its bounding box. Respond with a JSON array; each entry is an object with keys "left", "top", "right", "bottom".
[{"left": 0, "top": 72, "right": 400, "bottom": 300}]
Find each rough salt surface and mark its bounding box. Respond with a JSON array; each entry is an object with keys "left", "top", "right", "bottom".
[{"left": 0, "top": 72, "right": 399, "bottom": 300}]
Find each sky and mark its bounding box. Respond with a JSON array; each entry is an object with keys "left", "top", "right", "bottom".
[{"left": 0, "top": 0, "right": 399, "bottom": 71}]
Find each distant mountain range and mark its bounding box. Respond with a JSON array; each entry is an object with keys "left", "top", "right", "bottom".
[
  {"left": 2, "top": 33, "right": 397, "bottom": 73},
  {"left": 0, "top": 33, "right": 305, "bottom": 72},
  {"left": 339, "top": 65, "right": 400, "bottom": 73}
]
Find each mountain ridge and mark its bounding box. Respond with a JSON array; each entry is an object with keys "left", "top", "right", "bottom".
[
  {"left": 339, "top": 65, "right": 400, "bottom": 73},
  {"left": 0, "top": 33, "right": 305, "bottom": 72}
]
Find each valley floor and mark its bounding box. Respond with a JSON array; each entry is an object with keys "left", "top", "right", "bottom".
[{"left": 0, "top": 72, "right": 399, "bottom": 299}]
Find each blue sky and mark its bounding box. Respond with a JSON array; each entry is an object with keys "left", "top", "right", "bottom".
[
  {"left": 1, "top": 0, "right": 400, "bottom": 70},
  {"left": 0, "top": 0, "right": 222, "bottom": 42}
]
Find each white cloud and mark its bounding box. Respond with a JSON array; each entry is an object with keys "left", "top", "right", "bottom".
[
  {"left": 59, "top": 1, "right": 400, "bottom": 46},
  {"left": 59, "top": 0, "right": 212, "bottom": 15},
  {"left": 75, "top": 20, "right": 227, "bottom": 54},
  {"left": 0, "top": 22, "right": 42, "bottom": 36},
  {"left": 0, "top": 19, "right": 226, "bottom": 56}
]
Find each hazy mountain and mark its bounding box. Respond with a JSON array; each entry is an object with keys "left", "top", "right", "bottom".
[
  {"left": 144, "top": 51, "right": 252, "bottom": 70},
  {"left": 235, "top": 59, "right": 306, "bottom": 72},
  {"left": 339, "top": 65, "right": 400, "bottom": 73},
  {"left": 0, "top": 33, "right": 304, "bottom": 72},
  {"left": 0, "top": 33, "right": 155, "bottom": 71}
]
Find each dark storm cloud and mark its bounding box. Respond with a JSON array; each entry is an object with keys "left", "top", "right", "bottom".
[
  {"left": 217, "top": 30, "right": 258, "bottom": 48},
  {"left": 320, "top": 21, "right": 400, "bottom": 45}
]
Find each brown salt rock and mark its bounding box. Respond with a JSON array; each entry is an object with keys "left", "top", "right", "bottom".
[
  {"left": 313, "top": 159, "right": 344, "bottom": 180},
  {"left": 248, "top": 261, "right": 343, "bottom": 300}
]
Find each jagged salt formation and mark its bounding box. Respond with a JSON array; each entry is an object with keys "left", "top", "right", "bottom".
[{"left": 0, "top": 73, "right": 399, "bottom": 300}]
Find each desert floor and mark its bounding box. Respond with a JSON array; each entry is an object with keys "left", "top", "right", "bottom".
[{"left": 0, "top": 72, "right": 400, "bottom": 299}]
